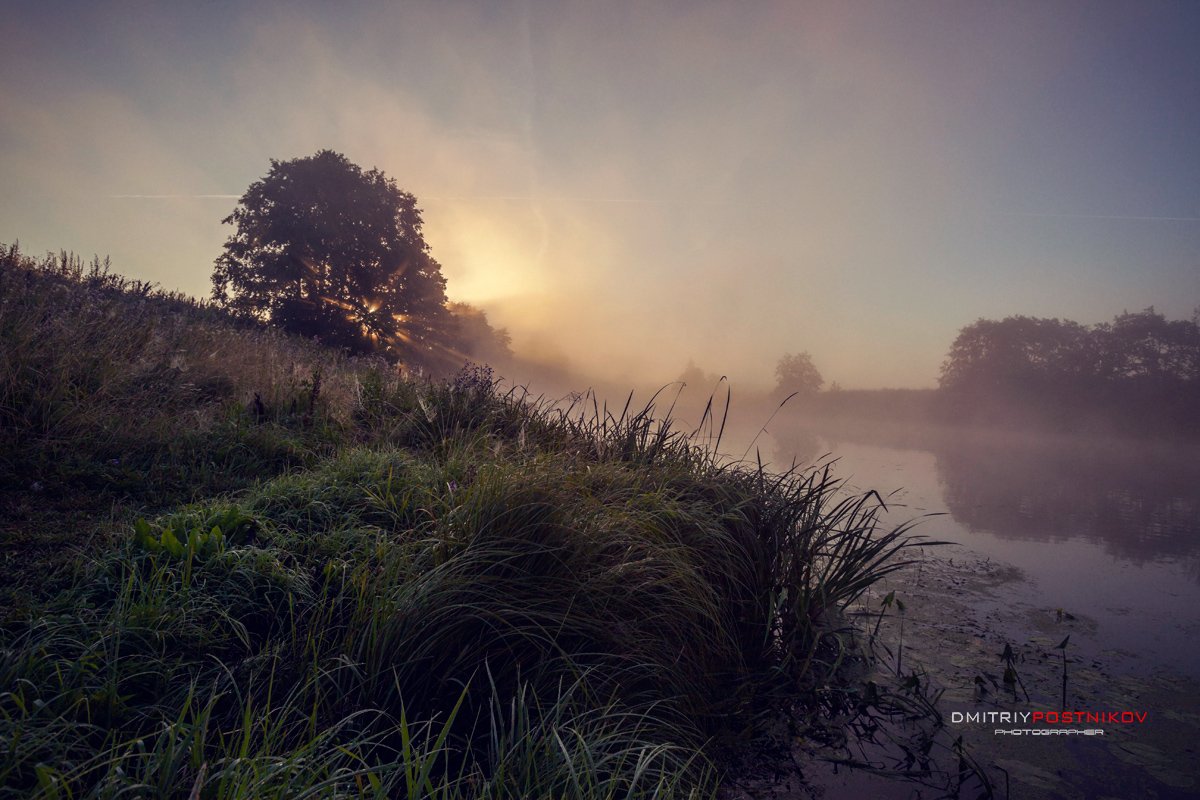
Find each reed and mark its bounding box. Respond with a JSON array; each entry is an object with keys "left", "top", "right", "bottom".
[{"left": 1, "top": 242, "right": 925, "bottom": 798}]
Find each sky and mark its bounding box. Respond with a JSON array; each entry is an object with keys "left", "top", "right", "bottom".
[{"left": 2, "top": 0, "right": 1198, "bottom": 390}]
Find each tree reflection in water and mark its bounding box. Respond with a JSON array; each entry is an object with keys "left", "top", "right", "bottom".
[
  {"left": 931, "top": 432, "right": 1200, "bottom": 568},
  {"left": 771, "top": 419, "right": 1200, "bottom": 578}
]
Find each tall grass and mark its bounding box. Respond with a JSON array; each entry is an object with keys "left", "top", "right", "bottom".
[
  {"left": 0, "top": 243, "right": 407, "bottom": 495},
  {"left": 0, "top": 243, "right": 922, "bottom": 798}
]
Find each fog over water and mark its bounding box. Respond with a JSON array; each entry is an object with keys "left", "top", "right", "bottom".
[
  {"left": 5, "top": 0, "right": 1198, "bottom": 690},
  {"left": 3, "top": 4, "right": 1200, "bottom": 797},
  {"left": 749, "top": 418, "right": 1200, "bottom": 799},
  {"left": 486, "top": 357, "right": 1200, "bottom": 680},
  {"left": 763, "top": 418, "right": 1200, "bottom": 679}
]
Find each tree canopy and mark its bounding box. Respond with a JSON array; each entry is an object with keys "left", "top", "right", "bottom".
[
  {"left": 939, "top": 308, "right": 1200, "bottom": 435},
  {"left": 940, "top": 309, "right": 1200, "bottom": 392},
  {"left": 212, "top": 150, "right": 449, "bottom": 361},
  {"left": 446, "top": 301, "right": 513, "bottom": 365},
  {"left": 774, "top": 352, "right": 824, "bottom": 398},
  {"left": 938, "top": 316, "right": 1093, "bottom": 394},
  {"left": 677, "top": 359, "right": 720, "bottom": 389}
]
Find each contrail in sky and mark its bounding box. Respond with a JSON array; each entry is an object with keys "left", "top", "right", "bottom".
[
  {"left": 108, "top": 193, "right": 662, "bottom": 204},
  {"left": 1003, "top": 211, "right": 1200, "bottom": 222},
  {"left": 106, "top": 197, "right": 1187, "bottom": 215},
  {"left": 108, "top": 194, "right": 239, "bottom": 199},
  {"left": 519, "top": 0, "right": 549, "bottom": 267},
  {"left": 423, "top": 195, "right": 656, "bottom": 204}
]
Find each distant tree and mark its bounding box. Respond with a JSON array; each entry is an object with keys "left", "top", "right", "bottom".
[
  {"left": 1094, "top": 307, "right": 1200, "bottom": 383},
  {"left": 774, "top": 352, "right": 824, "bottom": 398},
  {"left": 446, "top": 301, "right": 512, "bottom": 364},
  {"left": 677, "top": 359, "right": 719, "bottom": 388},
  {"left": 212, "top": 150, "right": 449, "bottom": 361},
  {"left": 938, "top": 316, "right": 1093, "bottom": 394},
  {"left": 938, "top": 309, "right": 1200, "bottom": 435},
  {"left": 939, "top": 311, "right": 1200, "bottom": 394}
]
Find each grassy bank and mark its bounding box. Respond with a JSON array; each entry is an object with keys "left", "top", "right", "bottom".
[{"left": 0, "top": 245, "right": 916, "bottom": 798}]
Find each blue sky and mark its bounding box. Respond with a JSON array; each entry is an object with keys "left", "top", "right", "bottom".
[{"left": 2, "top": 0, "right": 1198, "bottom": 388}]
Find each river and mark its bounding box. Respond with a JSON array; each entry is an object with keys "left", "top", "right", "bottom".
[{"left": 754, "top": 420, "right": 1200, "bottom": 799}]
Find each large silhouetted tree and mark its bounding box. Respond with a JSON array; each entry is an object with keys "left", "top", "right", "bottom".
[{"left": 212, "top": 150, "right": 449, "bottom": 361}]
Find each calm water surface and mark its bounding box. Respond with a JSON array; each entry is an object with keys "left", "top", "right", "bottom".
[
  {"left": 767, "top": 423, "right": 1200, "bottom": 679},
  {"left": 719, "top": 421, "right": 1200, "bottom": 798}
]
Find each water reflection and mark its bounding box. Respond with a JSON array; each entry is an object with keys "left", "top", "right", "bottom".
[
  {"left": 931, "top": 433, "right": 1200, "bottom": 567},
  {"left": 774, "top": 420, "right": 1200, "bottom": 574},
  {"left": 770, "top": 426, "right": 821, "bottom": 467}
]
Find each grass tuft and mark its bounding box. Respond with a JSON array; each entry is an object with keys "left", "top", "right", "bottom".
[{"left": 1, "top": 242, "right": 924, "bottom": 798}]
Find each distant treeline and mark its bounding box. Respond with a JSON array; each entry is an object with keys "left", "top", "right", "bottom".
[
  {"left": 802, "top": 308, "right": 1200, "bottom": 440},
  {"left": 937, "top": 309, "right": 1199, "bottom": 437}
]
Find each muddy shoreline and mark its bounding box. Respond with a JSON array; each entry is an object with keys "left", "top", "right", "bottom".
[{"left": 725, "top": 546, "right": 1200, "bottom": 799}]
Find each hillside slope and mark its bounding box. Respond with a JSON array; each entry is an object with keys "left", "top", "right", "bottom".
[{"left": 0, "top": 245, "right": 914, "bottom": 799}]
